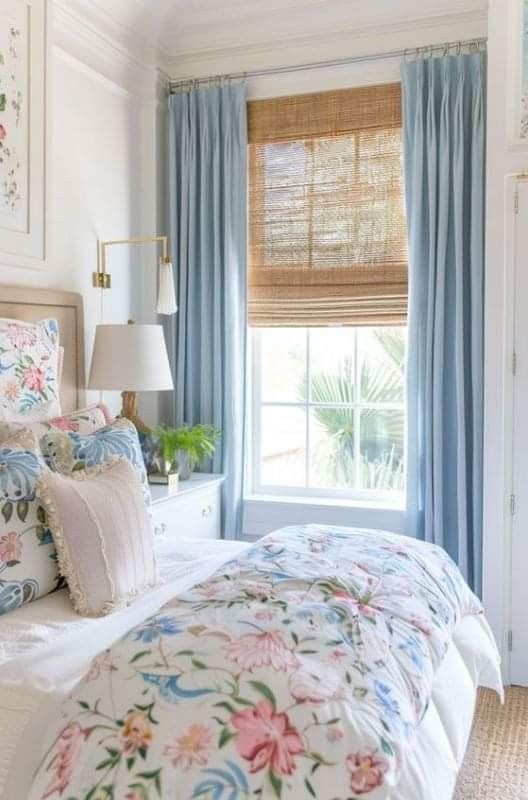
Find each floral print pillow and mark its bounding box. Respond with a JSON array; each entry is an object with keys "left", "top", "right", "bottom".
[
  {"left": 40, "top": 417, "right": 151, "bottom": 508},
  {"left": 0, "top": 318, "right": 61, "bottom": 422},
  {"left": 0, "top": 402, "right": 113, "bottom": 444},
  {"left": 0, "top": 430, "right": 62, "bottom": 616}
]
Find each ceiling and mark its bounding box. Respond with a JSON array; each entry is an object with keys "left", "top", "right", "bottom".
[{"left": 62, "top": 0, "right": 488, "bottom": 74}]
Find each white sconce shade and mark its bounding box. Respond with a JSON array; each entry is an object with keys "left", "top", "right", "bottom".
[
  {"left": 88, "top": 324, "right": 174, "bottom": 392},
  {"left": 157, "top": 259, "right": 177, "bottom": 315}
]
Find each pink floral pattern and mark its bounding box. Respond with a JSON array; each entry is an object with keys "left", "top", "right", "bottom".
[
  {"left": 23, "top": 365, "right": 45, "bottom": 393},
  {"left": 0, "top": 403, "right": 112, "bottom": 444},
  {"left": 42, "top": 723, "right": 84, "bottom": 799},
  {"left": 6, "top": 322, "right": 36, "bottom": 349},
  {"left": 164, "top": 724, "right": 213, "bottom": 770},
  {"left": 232, "top": 701, "right": 304, "bottom": 776},
  {"left": 0, "top": 318, "right": 60, "bottom": 420},
  {"left": 0, "top": 531, "right": 21, "bottom": 563},
  {"left": 84, "top": 650, "right": 118, "bottom": 682},
  {"left": 347, "top": 749, "right": 389, "bottom": 795},
  {"left": 28, "top": 525, "right": 485, "bottom": 800},
  {"left": 2, "top": 381, "right": 20, "bottom": 403},
  {"left": 224, "top": 630, "right": 299, "bottom": 672}
]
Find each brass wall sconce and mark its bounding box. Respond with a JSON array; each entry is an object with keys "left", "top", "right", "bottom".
[{"left": 93, "top": 235, "right": 177, "bottom": 315}]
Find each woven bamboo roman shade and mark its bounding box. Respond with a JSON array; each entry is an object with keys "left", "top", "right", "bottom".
[{"left": 248, "top": 83, "right": 408, "bottom": 326}]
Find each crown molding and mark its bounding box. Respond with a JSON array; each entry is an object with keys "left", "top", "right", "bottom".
[
  {"left": 161, "top": 7, "right": 488, "bottom": 78},
  {"left": 52, "top": 0, "right": 164, "bottom": 96},
  {"left": 50, "top": 1, "right": 487, "bottom": 90}
]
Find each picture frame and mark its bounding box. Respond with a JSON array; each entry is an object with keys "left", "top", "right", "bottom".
[{"left": 0, "top": 0, "right": 47, "bottom": 266}]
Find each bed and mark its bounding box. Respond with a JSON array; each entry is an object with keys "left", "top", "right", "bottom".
[{"left": 0, "top": 287, "right": 502, "bottom": 800}]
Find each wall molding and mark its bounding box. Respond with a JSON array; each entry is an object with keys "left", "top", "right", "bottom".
[
  {"left": 51, "top": 2, "right": 487, "bottom": 86},
  {"left": 52, "top": 1, "right": 163, "bottom": 98},
  {"left": 162, "top": 8, "right": 488, "bottom": 79}
]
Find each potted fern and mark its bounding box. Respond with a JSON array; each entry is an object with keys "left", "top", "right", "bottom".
[{"left": 154, "top": 423, "right": 221, "bottom": 481}]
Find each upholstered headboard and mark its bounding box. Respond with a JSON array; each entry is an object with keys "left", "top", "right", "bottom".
[{"left": 0, "top": 286, "right": 86, "bottom": 413}]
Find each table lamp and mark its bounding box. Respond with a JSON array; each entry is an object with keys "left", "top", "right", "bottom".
[{"left": 88, "top": 323, "right": 174, "bottom": 432}]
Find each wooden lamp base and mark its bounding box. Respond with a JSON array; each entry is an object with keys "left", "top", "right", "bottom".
[{"left": 121, "top": 391, "right": 150, "bottom": 434}]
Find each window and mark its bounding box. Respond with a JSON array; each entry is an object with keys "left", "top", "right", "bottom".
[
  {"left": 249, "top": 326, "right": 406, "bottom": 503},
  {"left": 246, "top": 84, "right": 408, "bottom": 506}
]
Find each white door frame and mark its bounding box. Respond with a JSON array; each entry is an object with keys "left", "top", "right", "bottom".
[
  {"left": 483, "top": 174, "right": 521, "bottom": 685},
  {"left": 509, "top": 175, "right": 528, "bottom": 684}
]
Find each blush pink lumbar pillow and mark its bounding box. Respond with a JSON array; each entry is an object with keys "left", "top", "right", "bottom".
[{"left": 36, "top": 457, "right": 159, "bottom": 617}]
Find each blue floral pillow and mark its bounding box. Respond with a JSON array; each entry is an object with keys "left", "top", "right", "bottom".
[
  {"left": 40, "top": 418, "right": 151, "bottom": 508},
  {"left": 0, "top": 430, "right": 62, "bottom": 616}
]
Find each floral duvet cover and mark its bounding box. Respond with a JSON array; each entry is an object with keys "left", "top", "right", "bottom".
[{"left": 29, "top": 525, "right": 483, "bottom": 800}]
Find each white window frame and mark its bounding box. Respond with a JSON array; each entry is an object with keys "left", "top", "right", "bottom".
[{"left": 248, "top": 327, "right": 406, "bottom": 507}]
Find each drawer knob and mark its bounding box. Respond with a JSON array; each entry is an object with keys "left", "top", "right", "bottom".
[{"left": 202, "top": 504, "right": 212, "bottom": 517}]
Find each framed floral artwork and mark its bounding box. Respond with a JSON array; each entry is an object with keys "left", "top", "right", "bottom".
[
  {"left": 0, "top": 0, "right": 47, "bottom": 265},
  {"left": 519, "top": 0, "right": 528, "bottom": 139},
  {"left": 508, "top": 0, "right": 528, "bottom": 148}
]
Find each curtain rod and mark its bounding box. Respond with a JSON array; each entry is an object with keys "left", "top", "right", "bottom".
[{"left": 168, "top": 37, "right": 487, "bottom": 92}]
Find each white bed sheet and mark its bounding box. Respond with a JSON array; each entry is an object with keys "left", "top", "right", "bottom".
[{"left": 0, "top": 537, "right": 502, "bottom": 800}]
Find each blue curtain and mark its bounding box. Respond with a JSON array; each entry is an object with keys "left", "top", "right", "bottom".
[
  {"left": 165, "top": 83, "right": 247, "bottom": 538},
  {"left": 401, "top": 53, "right": 486, "bottom": 594}
]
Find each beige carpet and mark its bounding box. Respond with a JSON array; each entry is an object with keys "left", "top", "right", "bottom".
[{"left": 454, "top": 687, "right": 528, "bottom": 800}]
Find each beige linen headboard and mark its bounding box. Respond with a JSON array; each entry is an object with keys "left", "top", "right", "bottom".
[{"left": 0, "top": 285, "right": 86, "bottom": 413}]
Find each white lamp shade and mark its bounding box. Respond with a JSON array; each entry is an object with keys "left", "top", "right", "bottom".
[
  {"left": 88, "top": 324, "right": 174, "bottom": 392},
  {"left": 157, "top": 259, "right": 177, "bottom": 315}
]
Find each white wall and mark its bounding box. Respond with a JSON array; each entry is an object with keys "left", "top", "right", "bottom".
[
  {"left": 483, "top": 0, "right": 528, "bottom": 682},
  {"left": 0, "top": 5, "right": 162, "bottom": 422}
]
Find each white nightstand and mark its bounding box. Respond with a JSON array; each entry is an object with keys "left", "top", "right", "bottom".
[{"left": 149, "top": 474, "right": 225, "bottom": 540}]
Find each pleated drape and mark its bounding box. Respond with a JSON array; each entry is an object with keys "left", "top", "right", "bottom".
[
  {"left": 165, "top": 84, "right": 248, "bottom": 538},
  {"left": 401, "top": 53, "right": 486, "bottom": 594}
]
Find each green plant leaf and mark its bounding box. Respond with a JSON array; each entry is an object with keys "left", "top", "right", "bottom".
[
  {"left": 130, "top": 650, "right": 151, "bottom": 663},
  {"left": 249, "top": 680, "right": 276, "bottom": 710},
  {"left": 303, "top": 328, "right": 405, "bottom": 491},
  {"left": 269, "top": 771, "right": 282, "bottom": 799},
  {"left": 1, "top": 501, "right": 13, "bottom": 524},
  {"left": 218, "top": 727, "right": 236, "bottom": 748},
  {"left": 213, "top": 700, "right": 237, "bottom": 714},
  {"left": 16, "top": 500, "right": 28, "bottom": 522}
]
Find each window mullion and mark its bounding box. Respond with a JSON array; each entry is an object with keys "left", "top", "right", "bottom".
[
  {"left": 354, "top": 329, "right": 361, "bottom": 490},
  {"left": 305, "top": 328, "right": 310, "bottom": 488},
  {"left": 253, "top": 329, "right": 263, "bottom": 493}
]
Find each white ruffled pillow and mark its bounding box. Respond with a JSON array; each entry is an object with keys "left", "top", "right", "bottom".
[{"left": 36, "top": 457, "right": 159, "bottom": 617}]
